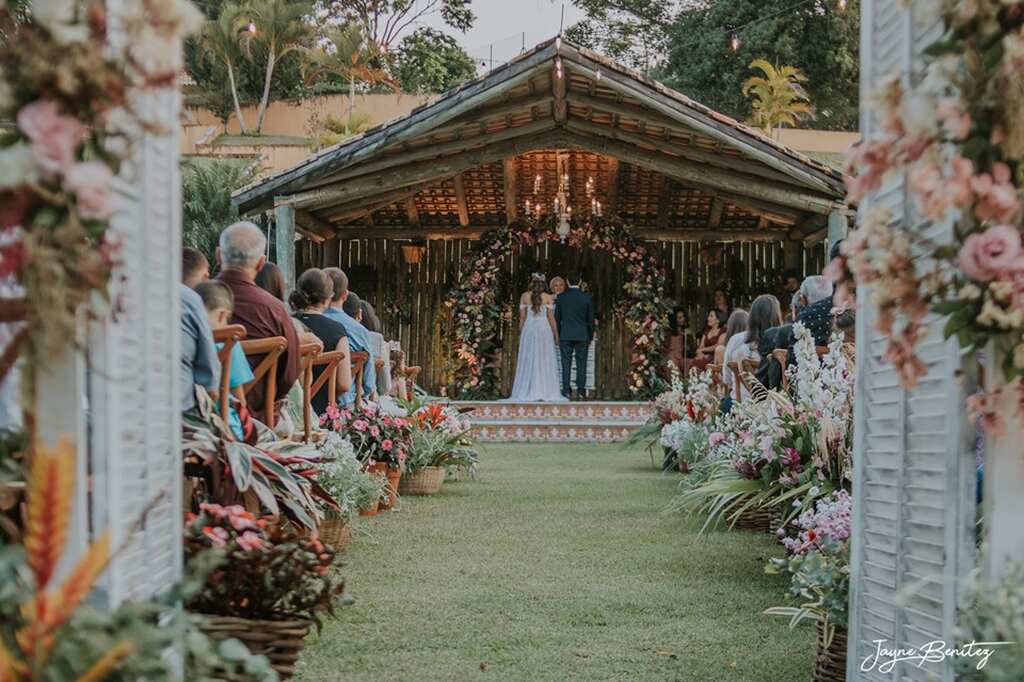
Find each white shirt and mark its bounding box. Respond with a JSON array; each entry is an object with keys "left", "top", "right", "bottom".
[{"left": 721, "top": 332, "right": 760, "bottom": 402}]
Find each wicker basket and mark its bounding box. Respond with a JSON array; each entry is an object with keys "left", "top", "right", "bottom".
[
  {"left": 814, "top": 621, "right": 848, "bottom": 682},
  {"left": 318, "top": 514, "right": 352, "bottom": 552},
  {"left": 200, "top": 616, "right": 312, "bottom": 679},
  {"left": 399, "top": 466, "right": 445, "bottom": 495},
  {"left": 725, "top": 501, "right": 777, "bottom": 533}
]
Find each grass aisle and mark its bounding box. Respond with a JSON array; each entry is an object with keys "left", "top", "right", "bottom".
[{"left": 296, "top": 443, "right": 813, "bottom": 681}]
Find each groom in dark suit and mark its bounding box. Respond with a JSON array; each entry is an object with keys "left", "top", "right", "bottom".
[{"left": 555, "top": 272, "right": 595, "bottom": 400}]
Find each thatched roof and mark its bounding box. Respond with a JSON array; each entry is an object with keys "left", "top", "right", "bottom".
[{"left": 233, "top": 37, "right": 846, "bottom": 244}]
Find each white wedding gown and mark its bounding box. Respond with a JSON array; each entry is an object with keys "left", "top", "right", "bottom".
[{"left": 506, "top": 303, "right": 567, "bottom": 402}]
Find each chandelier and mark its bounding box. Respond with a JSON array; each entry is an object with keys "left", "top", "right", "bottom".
[{"left": 522, "top": 160, "right": 604, "bottom": 239}]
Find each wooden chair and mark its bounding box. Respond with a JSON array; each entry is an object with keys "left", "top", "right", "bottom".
[
  {"left": 212, "top": 325, "right": 247, "bottom": 424},
  {"left": 300, "top": 346, "right": 346, "bottom": 442},
  {"left": 350, "top": 351, "right": 369, "bottom": 410},
  {"left": 708, "top": 363, "right": 724, "bottom": 396},
  {"left": 726, "top": 361, "right": 743, "bottom": 402},
  {"left": 815, "top": 345, "right": 830, "bottom": 356},
  {"left": 403, "top": 366, "right": 422, "bottom": 401},
  {"left": 772, "top": 348, "right": 790, "bottom": 392},
  {"left": 240, "top": 336, "right": 288, "bottom": 430}
]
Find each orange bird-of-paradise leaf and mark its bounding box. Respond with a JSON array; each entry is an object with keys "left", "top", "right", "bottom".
[
  {"left": 0, "top": 638, "right": 26, "bottom": 682},
  {"left": 23, "top": 437, "right": 76, "bottom": 590},
  {"left": 75, "top": 640, "right": 135, "bottom": 682}
]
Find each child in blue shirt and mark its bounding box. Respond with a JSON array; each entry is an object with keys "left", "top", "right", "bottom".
[{"left": 195, "top": 280, "right": 254, "bottom": 440}]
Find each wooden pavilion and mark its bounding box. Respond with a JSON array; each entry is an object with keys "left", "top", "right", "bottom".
[{"left": 233, "top": 37, "right": 848, "bottom": 399}]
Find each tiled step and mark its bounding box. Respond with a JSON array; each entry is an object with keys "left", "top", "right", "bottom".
[{"left": 453, "top": 401, "right": 651, "bottom": 443}]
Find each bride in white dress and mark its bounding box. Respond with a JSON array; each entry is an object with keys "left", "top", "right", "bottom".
[{"left": 506, "top": 273, "right": 567, "bottom": 402}]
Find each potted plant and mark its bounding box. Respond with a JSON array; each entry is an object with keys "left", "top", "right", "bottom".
[
  {"left": 185, "top": 503, "right": 344, "bottom": 679},
  {"left": 764, "top": 490, "right": 851, "bottom": 682},
  {"left": 402, "top": 402, "right": 478, "bottom": 495},
  {"left": 321, "top": 402, "right": 411, "bottom": 511},
  {"left": 315, "top": 431, "right": 386, "bottom": 544}
]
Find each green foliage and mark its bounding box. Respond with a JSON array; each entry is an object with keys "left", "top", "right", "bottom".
[
  {"left": 391, "top": 27, "right": 476, "bottom": 94},
  {"left": 181, "top": 158, "right": 253, "bottom": 265},
  {"left": 315, "top": 432, "right": 387, "bottom": 517},
  {"left": 742, "top": 59, "right": 814, "bottom": 137},
  {"left": 312, "top": 112, "right": 372, "bottom": 150},
  {"left": 322, "top": 0, "right": 474, "bottom": 51},
  {"left": 663, "top": 0, "right": 859, "bottom": 131},
  {"left": 956, "top": 561, "right": 1024, "bottom": 681},
  {"left": 764, "top": 540, "right": 850, "bottom": 636},
  {"left": 565, "top": 0, "right": 677, "bottom": 72}
]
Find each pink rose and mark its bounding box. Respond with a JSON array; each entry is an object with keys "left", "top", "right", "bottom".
[
  {"left": 370, "top": 425, "right": 380, "bottom": 438},
  {"left": 958, "top": 224, "right": 1024, "bottom": 282},
  {"left": 236, "top": 531, "right": 263, "bottom": 551},
  {"left": 381, "top": 439, "right": 393, "bottom": 452},
  {"left": 65, "top": 161, "right": 114, "bottom": 220},
  {"left": 353, "top": 419, "right": 369, "bottom": 432},
  {"left": 16, "top": 99, "right": 85, "bottom": 176},
  {"left": 971, "top": 162, "right": 1020, "bottom": 224}
]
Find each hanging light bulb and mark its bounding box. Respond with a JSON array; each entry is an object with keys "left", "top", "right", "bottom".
[
  {"left": 525, "top": 199, "right": 532, "bottom": 215},
  {"left": 595, "top": 69, "right": 602, "bottom": 81},
  {"left": 534, "top": 173, "right": 542, "bottom": 194},
  {"left": 246, "top": 21, "right": 256, "bottom": 34},
  {"left": 730, "top": 32, "right": 740, "bottom": 51},
  {"left": 837, "top": 0, "right": 847, "bottom": 8},
  {"left": 555, "top": 56, "right": 563, "bottom": 80}
]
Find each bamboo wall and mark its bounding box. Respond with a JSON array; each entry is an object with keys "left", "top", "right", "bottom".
[{"left": 297, "top": 236, "right": 828, "bottom": 400}]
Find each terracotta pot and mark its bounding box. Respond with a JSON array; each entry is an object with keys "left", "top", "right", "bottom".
[
  {"left": 360, "top": 461, "right": 389, "bottom": 515},
  {"left": 358, "top": 499, "right": 380, "bottom": 517},
  {"left": 379, "top": 467, "right": 402, "bottom": 510}
]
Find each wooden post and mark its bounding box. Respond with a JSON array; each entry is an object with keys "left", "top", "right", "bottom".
[
  {"left": 274, "top": 201, "right": 296, "bottom": 296},
  {"left": 827, "top": 209, "right": 846, "bottom": 253},
  {"left": 782, "top": 239, "right": 802, "bottom": 274}
]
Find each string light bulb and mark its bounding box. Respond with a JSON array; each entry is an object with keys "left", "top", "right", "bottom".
[
  {"left": 555, "top": 56, "right": 563, "bottom": 79},
  {"left": 246, "top": 21, "right": 256, "bottom": 33},
  {"left": 837, "top": 0, "right": 847, "bottom": 8},
  {"left": 730, "top": 32, "right": 740, "bottom": 51}
]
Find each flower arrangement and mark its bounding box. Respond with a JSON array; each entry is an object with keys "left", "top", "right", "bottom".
[
  {"left": 406, "top": 401, "right": 479, "bottom": 473},
  {"left": 320, "top": 402, "right": 411, "bottom": 470},
  {"left": 184, "top": 503, "right": 343, "bottom": 626},
  {"left": 955, "top": 560, "right": 1024, "bottom": 681},
  {"left": 841, "top": 0, "right": 1024, "bottom": 417},
  {"left": 765, "top": 490, "right": 852, "bottom": 645},
  {"left": 444, "top": 217, "right": 670, "bottom": 399},
  {"left": 315, "top": 431, "right": 386, "bottom": 520},
  {"left": 0, "top": 0, "right": 201, "bottom": 382}
]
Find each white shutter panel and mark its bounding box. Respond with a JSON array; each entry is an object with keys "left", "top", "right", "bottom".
[
  {"left": 88, "top": 86, "right": 184, "bottom": 605},
  {"left": 848, "top": 1, "right": 976, "bottom": 679}
]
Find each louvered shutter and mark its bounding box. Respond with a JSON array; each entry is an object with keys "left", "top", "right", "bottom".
[
  {"left": 87, "top": 86, "right": 184, "bottom": 605},
  {"left": 847, "top": 1, "right": 977, "bottom": 679}
]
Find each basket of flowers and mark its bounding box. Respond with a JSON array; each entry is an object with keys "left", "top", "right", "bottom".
[
  {"left": 185, "top": 504, "right": 344, "bottom": 679},
  {"left": 315, "top": 432, "right": 386, "bottom": 549},
  {"left": 402, "top": 402, "right": 478, "bottom": 495},
  {"left": 321, "top": 402, "right": 412, "bottom": 511}
]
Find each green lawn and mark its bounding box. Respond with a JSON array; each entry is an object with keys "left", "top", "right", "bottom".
[{"left": 295, "top": 443, "right": 813, "bottom": 681}]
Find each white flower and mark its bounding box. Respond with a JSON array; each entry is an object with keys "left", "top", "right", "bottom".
[
  {"left": 0, "top": 143, "right": 37, "bottom": 190},
  {"left": 30, "top": 0, "right": 89, "bottom": 43},
  {"left": 958, "top": 283, "right": 982, "bottom": 301}
]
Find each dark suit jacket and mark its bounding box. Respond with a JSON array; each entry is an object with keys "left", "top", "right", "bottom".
[
  {"left": 755, "top": 324, "right": 793, "bottom": 390},
  {"left": 555, "top": 287, "right": 595, "bottom": 342}
]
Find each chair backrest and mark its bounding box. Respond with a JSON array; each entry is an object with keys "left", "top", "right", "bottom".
[
  {"left": 726, "top": 361, "right": 742, "bottom": 401},
  {"left": 212, "top": 325, "right": 247, "bottom": 423},
  {"left": 771, "top": 348, "right": 790, "bottom": 392},
  {"left": 300, "top": 347, "right": 346, "bottom": 442},
  {"left": 403, "top": 365, "right": 421, "bottom": 401},
  {"left": 241, "top": 336, "right": 288, "bottom": 429},
  {"left": 815, "top": 345, "right": 829, "bottom": 356},
  {"left": 350, "top": 351, "right": 369, "bottom": 410}
]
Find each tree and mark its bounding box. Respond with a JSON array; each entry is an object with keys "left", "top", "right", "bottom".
[
  {"left": 742, "top": 59, "right": 813, "bottom": 138},
  {"left": 565, "top": 0, "right": 681, "bottom": 72},
  {"left": 392, "top": 27, "right": 476, "bottom": 94},
  {"left": 182, "top": 159, "right": 254, "bottom": 263},
  {"left": 241, "top": 0, "right": 314, "bottom": 133},
  {"left": 323, "top": 0, "right": 474, "bottom": 52},
  {"left": 663, "top": 0, "right": 859, "bottom": 131},
  {"left": 197, "top": 3, "right": 251, "bottom": 134}
]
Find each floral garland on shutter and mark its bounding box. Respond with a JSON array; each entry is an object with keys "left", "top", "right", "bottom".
[
  {"left": 840, "top": 0, "right": 1024, "bottom": 427},
  {"left": 0, "top": 0, "right": 201, "bottom": 382},
  {"left": 444, "top": 218, "right": 670, "bottom": 400}
]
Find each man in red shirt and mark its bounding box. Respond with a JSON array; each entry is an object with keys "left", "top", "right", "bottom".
[{"left": 216, "top": 221, "right": 301, "bottom": 424}]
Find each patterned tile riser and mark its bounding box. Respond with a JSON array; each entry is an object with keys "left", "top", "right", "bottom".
[
  {"left": 454, "top": 401, "right": 652, "bottom": 423},
  {"left": 471, "top": 423, "right": 637, "bottom": 443}
]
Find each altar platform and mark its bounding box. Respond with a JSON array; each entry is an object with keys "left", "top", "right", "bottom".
[{"left": 452, "top": 401, "right": 651, "bottom": 443}]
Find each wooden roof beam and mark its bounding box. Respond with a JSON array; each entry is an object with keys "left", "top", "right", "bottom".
[
  {"left": 553, "top": 57, "right": 567, "bottom": 124},
  {"left": 316, "top": 180, "right": 441, "bottom": 222},
  {"left": 323, "top": 225, "right": 790, "bottom": 243},
  {"left": 405, "top": 197, "right": 420, "bottom": 227},
  {"left": 453, "top": 173, "right": 470, "bottom": 226},
  {"left": 656, "top": 176, "right": 673, "bottom": 229},
  {"left": 606, "top": 158, "right": 620, "bottom": 215},
  {"left": 503, "top": 158, "right": 518, "bottom": 222},
  {"left": 293, "top": 208, "right": 332, "bottom": 243},
  {"left": 708, "top": 197, "right": 724, "bottom": 228}
]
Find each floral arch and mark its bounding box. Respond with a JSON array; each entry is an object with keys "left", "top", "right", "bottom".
[{"left": 445, "top": 218, "right": 671, "bottom": 400}]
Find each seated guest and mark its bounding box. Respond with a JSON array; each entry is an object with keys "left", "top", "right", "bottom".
[
  {"left": 196, "top": 280, "right": 254, "bottom": 440},
  {"left": 834, "top": 307, "right": 856, "bottom": 371},
  {"left": 180, "top": 282, "right": 219, "bottom": 412},
  {"left": 216, "top": 221, "right": 302, "bottom": 423},
  {"left": 183, "top": 247, "right": 210, "bottom": 288},
  {"left": 359, "top": 299, "right": 392, "bottom": 397},
  {"left": 289, "top": 269, "right": 353, "bottom": 415},
  {"left": 717, "top": 308, "right": 749, "bottom": 387},
  {"left": 780, "top": 268, "right": 801, "bottom": 320},
  {"left": 712, "top": 286, "right": 732, "bottom": 318},
  {"left": 255, "top": 261, "right": 323, "bottom": 350},
  {"left": 686, "top": 308, "right": 727, "bottom": 372},
  {"left": 724, "top": 295, "right": 781, "bottom": 403},
  {"left": 792, "top": 274, "right": 835, "bottom": 349},
  {"left": 664, "top": 307, "right": 694, "bottom": 375},
  {"left": 323, "top": 268, "right": 377, "bottom": 406}
]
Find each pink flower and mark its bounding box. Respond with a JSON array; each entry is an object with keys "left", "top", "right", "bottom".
[
  {"left": 324, "top": 403, "right": 341, "bottom": 420},
  {"left": 353, "top": 419, "right": 369, "bottom": 432},
  {"left": 958, "top": 224, "right": 1024, "bottom": 282},
  {"left": 398, "top": 449, "right": 407, "bottom": 463},
  {"left": 971, "top": 163, "right": 1020, "bottom": 224},
  {"left": 236, "top": 531, "right": 263, "bottom": 551},
  {"left": 966, "top": 390, "right": 1005, "bottom": 436},
  {"left": 937, "top": 99, "right": 971, "bottom": 140},
  {"left": 16, "top": 99, "right": 85, "bottom": 176},
  {"left": 201, "top": 526, "right": 226, "bottom": 547},
  {"left": 844, "top": 140, "right": 895, "bottom": 204},
  {"left": 65, "top": 161, "right": 114, "bottom": 220},
  {"left": 369, "top": 425, "right": 381, "bottom": 438},
  {"left": 381, "top": 438, "right": 393, "bottom": 451}
]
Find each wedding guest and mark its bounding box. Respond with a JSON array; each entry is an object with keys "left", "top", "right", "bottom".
[
  {"left": 723, "top": 295, "right": 781, "bottom": 403},
  {"left": 357, "top": 296, "right": 392, "bottom": 397},
  {"left": 323, "top": 267, "right": 377, "bottom": 406},
  {"left": 183, "top": 247, "right": 210, "bottom": 288},
  {"left": 216, "top": 221, "right": 301, "bottom": 423},
  {"left": 664, "top": 306, "right": 694, "bottom": 375},
  {"left": 255, "top": 261, "right": 323, "bottom": 350},
  {"left": 780, "top": 268, "right": 801, "bottom": 319},
  {"left": 712, "top": 286, "right": 731, "bottom": 317},
  {"left": 791, "top": 275, "right": 834, "bottom": 350},
  {"left": 550, "top": 276, "right": 567, "bottom": 296},
  {"left": 716, "top": 308, "right": 749, "bottom": 369},
  {"left": 195, "top": 280, "right": 253, "bottom": 439},
  {"left": 688, "top": 308, "right": 728, "bottom": 372},
  {"left": 360, "top": 299, "right": 382, "bottom": 333},
  {"left": 179, "top": 282, "right": 219, "bottom": 412},
  {"left": 289, "top": 269, "right": 353, "bottom": 415}
]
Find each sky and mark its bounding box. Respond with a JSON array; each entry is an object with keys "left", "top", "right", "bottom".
[{"left": 418, "top": 0, "right": 586, "bottom": 69}]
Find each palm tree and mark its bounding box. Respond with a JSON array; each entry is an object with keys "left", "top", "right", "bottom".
[
  {"left": 741, "top": 59, "right": 814, "bottom": 139},
  {"left": 301, "top": 23, "right": 393, "bottom": 136},
  {"left": 199, "top": 4, "right": 251, "bottom": 134},
  {"left": 241, "top": 0, "right": 313, "bottom": 134}
]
